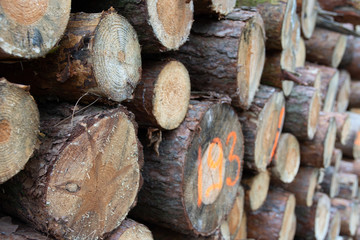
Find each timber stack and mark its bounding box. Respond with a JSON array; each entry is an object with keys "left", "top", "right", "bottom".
[{"left": 1, "top": 0, "right": 360, "bottom": 239}]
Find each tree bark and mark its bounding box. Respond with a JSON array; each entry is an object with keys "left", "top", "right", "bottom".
[
  {"left": 242, "top": 170, "right": 270, "bottom": 211},
  {"left": 300, "top": 113, "right": 337, "bottom": 168},
  {"left": 336, "top": 112, "right": 360, "bottom": 159},
  {"left": 0, "top": 79, "right": 40, "bottom": 184},
  {"left": 341, "top": 36, "right": 360, "bottom": 79},
  {"left": 318, "top": 0, "right": 360, "bottom": 25},
  {"left": 320, "top": 166, "right": 340, "bottom": 198},
  {"left": 271, "top": 133, "right": 300, "bottom": 183},
  {"left": 123, "top": 60, "right": 190, "bottom": 130},
  {"left": 336, "top": 173, "right": 358, "bottom": 200},
  {"left": 0, "top": 0, "right": 71, "bottom": 59},
  {"left": 331, "top": 198, "right": 360, "bottom": 236},
  {"left": 283, "top": 85, "right": 321, "bottom": 140},
  {"left": 339, "top": 159, "right": 360, "bottom": 179},
  {"left": 0, "top": 104, "right": 143, "bottom": 240},
  {"left": 247, "top": 189, "right": 296, "bottom": 240},
  {"left": 0, "top": 10, "right": 142, "bottom": 104},
  {"left": 297, "top": 0, "right": 318, "bottom": 38},
  {"left": 71, "top": 0, "right": 194, "bottom": 53},
  {"left": 295, "top": 192, "right": 331, "bottom": 240},
  {"left": 194, "top": 0, "right": 236, "bottom": 16},
  {"left": 131, "top": 98, "right": 244, "bottom": 236},
  {"left": 172, "top": 8, "right": 266, "bottom": 109},
  {"left": 335, "top": 70, "right": 351, "bottom": 113},
  {"left": 106, "top": 219, "right": 153, "bottom": 240},
  {"left": 295, "top": 65, "right": 322, "bottom": 89},
  {"left": 237, "top": 85, "right": 285, "bottom": 172},
  {"left": 320, "top": 112, "right": 350, "bottom": 145},
  {"left": 349, "top": 81, "right": 360, "bottom": 108}
]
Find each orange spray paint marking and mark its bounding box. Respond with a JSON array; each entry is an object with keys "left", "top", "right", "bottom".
[
  {"left": 225, "top": 131, "right": 241, "bottom": 187},
  {"left": 269, "top": 106, "right": 285, "bottom": 163},
  {"left": 197, "top": 146, "right": 203, "bottom": 207},
  {"left": 205, "top": 138, "right": 224, "bottom": 198},
  {"left": 355, "top": 131, "right": 360, "bottom": 146}
]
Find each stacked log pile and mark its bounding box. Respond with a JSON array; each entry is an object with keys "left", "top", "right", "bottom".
[{"left": 1, "top": 0, "right": 360, "bottom": 239}]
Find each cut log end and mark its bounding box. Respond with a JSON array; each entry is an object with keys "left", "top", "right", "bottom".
[
  {"left": 153, "top": 61, "right": 190, "bottom": 130},
  {"left": 281, "top": 47, "right": 296, "bottom": 72},
  {"left": 323, "top": 70, "right": 339, "bottom": 112},
  {"left": 282, "top": 80, "right": 294, "bottom": 97},
  {"left": 148, "top": 0, "right": 193, "bottom": 50},
  {"left": 107, "top": 219, "right": 153, "bottom": 240},
  {"left": 195, "top": 0, "right": 236, "bottom": 16},
  {"left": 354, "top": 131, "right": 360, "bottom": 159},
  {"left": 308, "top": 90, "right": 321, "bottom": 139},
  {"left": 341, "top": 116, "right": 351, "bottom": 145},
  {"left": 281, "top": 0, "right": 296, "bottom": 49},
  {"left": 307, "top": 169, "right": 319, "bottom": 207},
  {"left": 332, "top": 35, "right": 348, "bottom": 69},
  {"left": 92, "top": 12, "right": 141, "bottom": 102},
  {"left": 324, "top": 118, "right": 337, "bottom": 168},
  {"left": 336, "top": 71, "right": 351, "bottom": 113},
  {"left": 300, "top": 0, "right": 318, "bottom": 39},
  {"left": 327, "top": 211, "right": 341, "bottom": 240},
  {"left": 0, "top": 79, "right": 39, "bottom": 184},
  {"left": 272, "top": 133, "right": 300, "bottom": 183},
  {"left": 295, "top": 37, "right": 306, "bottom": 68},
  {"left": 244, "top": 170, "right": 270, "bottom": 211},
  {"left": 315, "top": 194, "right": 331, "bottom": 240},
  {"left": 228, "top": 186, "right": 244, "bottom": 240},
  {"left": 279, "top": 194, "right": 296, "bottom": 240}
]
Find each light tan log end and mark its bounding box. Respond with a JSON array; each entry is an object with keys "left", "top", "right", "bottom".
[
  {"left": 315, "top": 193, "right": 331, "bottom": 240},
  {"left": 300, "top": 0, "right": 318, "bottom": 39},
  {"left": 244, "top": 170, "right": 270, "bottom": 211},
  {"left": 107, "top": 219, "right": 153, "bottom": 240}
]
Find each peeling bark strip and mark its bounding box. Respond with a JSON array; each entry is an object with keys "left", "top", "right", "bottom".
[
  {"left": 331, "top": 198, "right": 360, "bottom": 236},
  {"left": 238, "top": 85, "right": 285, "bottom": 172},
  {"left": 0, "top": 10, "right": 142, "bottom": 104},
  {"left": 242, "top": 170, "right": 270, "bottom": 211},
  {"left": 297, "top": 0, "right": 318, "bottom": 39},
  {"left": 318, "top": 0, "right": 360, "bottom": 25},
  {"left": 0, "top": 104, "right": 142, "bottom": 240},
  {"left": 174, "top": 8, "right": 266, "bottom": 109},
  {"left": 0, "top": 0, "right": 71, "bottom": 59},
  {"left": 247, "top": 189, "right": 296, "bottom": 240},
  {"left": 72, "top": 0, "right": 193, "bottom": 53},
  {"left": 124, "top": 60, "right": 190, "bottom": 130},
  {"left": 131, "top": 99, "right": 244, "bottom": 236},
  {"left": 107, "top": 219, "right": 153, "bottom": 240},
  {"left": 0, "top": 78, "right": 39, "bottom": 184},
  {"left": 194, "top": 0, "right": 236, "bottom": 16}
]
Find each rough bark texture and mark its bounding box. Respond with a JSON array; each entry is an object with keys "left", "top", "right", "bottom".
[
  {"left": 321, "top": 112, "right": 350, "bottom": 145},
  {"left": 131, "top": 99, "right": 244, "bottom": 236},
  {"left": 237, "top": 85, "right": 285, "bottom": 172},
  {"left": 247, "top": 189, "right": 296, "bottom": 240},
  {"left": 339, "top": 159, "right": 360, "bottom": 179},
  {"left": 106, "top": 219, "right": 153, "bottom": 240},
  {"left": 194, "top": 0, "right": 236, "bottom": 16},
  {"left": 242, "top": 170, "right": 270, "bottom": 211},
  {"left": 0, "top": 0, "right": 71, "bottom": 59},
  {"left": 172, "top": 8, "right": 266, "bottom": 109},
  {"left": 283, "top": 85, "right": 320, "bottom": 140},
  {"left": 0, "top": 79, "right": 40, "bottom": 184},
  {"left": 71, "top": 0, "right": 194, "bottom": 53},
  {"left": 318, "top": 0, "right": 360, "bottom": 25},
  {"left": 297, "top": 0, "right": 318, "bottom": 38},
  {"left": 0, "top": 104, "right": 143, "bottom": 240},
  {"left": 320, "top": 166, "right": 340, "bottom": 198},
  {"left": 349, "top": 81, "right": 360, "bottom": 108},
  {"left": 123, "top": 60, "right": 190, "bottom": 130},
  {"left": 337, "top": 173, "right": 358, "bottom": 200},
  {"left": 335, "top": 70, "right": 351, "bottom": 112},
  {"left": 341, "top": 37, "right": 360, "bottom": 79},
  {"left": 295, "top": 65, "right": 322, "bottom": 89},
  {"left": 336, "top": 112, "right": 360, "bottom": 158},
  {"left": 0, "top": 10, "right": 142, "bottom": 104},
  {"left": 331, "top": 198, "right": 360, "bottom": 236}
]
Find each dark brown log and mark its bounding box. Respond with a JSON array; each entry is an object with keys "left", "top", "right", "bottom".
[
  {"left": 272, "top": 167, "right": 320, "bottom": 207},
  {"left": 337, "top": 173, "right": 358, "bottom": 200},
  {"left": 326, "top": 208, "right": 342, "bottom": 240},
  {"left": 335, "top": 70, "right": 351, "bottom": 112},
  {"left": 349, "top": 81, "right": 360, "bottom": 108},
  {"left": 131, "top": 99, "right": 244, "bottom": 236},
  {"left": 247, "top": 189, "right": 296, "bottom": 240},
  {"left": 331, "top": 198, "right": 360, "bottom": 236},
  {"left": 0, "top": 79, "right": 39, "bottom": 184},
  {"left": 227, "top": 186, "right": 245, "bottom": 240},
  {"left": 336, "top": 112, "right": 360, "bottom": 159},
  {"left": 71, "top": 0, "right": 193, "bottom": 53},
  {"left": 123, "top": 60, "right": 190, "bottom": 130},
  {"left": 305, "top": 28, "right": 347, "bottom": 68},
  {"left": 0, "top": 104, "right": 143, "bottom": 240},
  {"left": 339, "top": 159, "right": 360, "bottom": 179},
  {"left": 300, "top": 113, "right": 337, "bottom": 168},
  {"left": 295, "top": 65, "right": 322, "bottom": 89},
  {"left": 0, "top": 0, "right": 71, "bottom": 59},
  {"left": 321, "top": 166, "right": 340, "bottom": 198},
  {"left": 341, "top": 37, "right": 360, "bottom": 79},
  {"left": 331, "top": 149, "right": 343, "bottom": 173},
  {"left": 296, "top": 192, "right": 331, "bottom": 240},
  {"left": 194, "top": 0, "right": 236, "bottom": 16},
  {"left": 297, "top": 0, "right": 318, "bottom": 38},
  {"left": 242, "top": 170, "right": 270, "bottom": 211},
  {"left": 271, "top": 133, "right": 300, "bottom": 183},
  {"left": 238, "top": 85, "right": 285, "bottom": 172},
  {"left": 173, "top": 8, "right": 266, "bottom": 109},
  {"left": 0, "top": 10, "right": 142, "bottom": 103},
  {"left": 318, "top": 0, "right": 360, "bottom": 25},
  {"left": 340, "top": 36, "right": 355, "bottom": 68},
  {"left": 320, "top": 112, "right": 350, "bottom": 145},
  {"left": 106, "top": 219, "right": 153, "bottom": 240},
  {"left": 283, "top": 85, "right": 321, "bottom": 140}
]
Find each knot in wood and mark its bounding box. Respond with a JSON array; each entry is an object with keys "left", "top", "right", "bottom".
[{"left": 65, "top": 183, "right": 80, "bottom": 193}]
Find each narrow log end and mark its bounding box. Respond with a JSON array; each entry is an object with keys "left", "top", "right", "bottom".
[
  {"left": 354, "top": 131, "right": 360, "bottom": 159},
  {"left": 336, "top": 70, "right": 351, "bottom": 113},
  {"left": 295, "top": 37, "right": 306, "bottom": 68},
  {"left": 323, "top": 118, "right": 337, "bottom": 168},
  {"left": 247, "top": 170, "right": 270, "bottom": 211},
  {"left": 300, "top": 0, "right": 318, "bottom": 39},
  {"left": 323, "top": 70, "right": 339, "bottom": 112},
  {"left": 107, "top": 219, "right": 153, "bottom": 240},
  {"left": 307, "top": 168, "right": 320, "bottom": 207},
  {"left": 341, "top": 116, "right": 351, "bottom": 145},
  {"left": 332, "top": 35, "right": 348, "bottom": 68},
  {"left": 327, "top": 211, "right": 341, "bottom": 240},
  {"left": 228, "top": 186, "right": 245, "bottom": 239},
  {"left": 281, "top": 0, "right": 297, "bottom": 49},
  {"left": 308, "top": 90, "right": 321, "bottom": 140},
  {"left": 279, "top": 193, "right": 296, "bottom": 240},
  {"left": 314, "top": 193, "right": 331, "bottom": 240},
  {"left": 282, "top": 80, "right": 294, "bottom": 97},
  {"left": 349, "top": 201, "right": 360, "bottom": 236},
  {"left": 207, "top": 0, "right": 236, "bottom": 16}
]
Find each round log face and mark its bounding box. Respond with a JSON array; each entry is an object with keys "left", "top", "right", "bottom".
[
  {"left": 184, "top": 104, "right": 244, "bottom": 234},
  {"left": 301, "top": 0, "right": 318, "bottom": 38},
  {"left": 332, "top": 35, "right": 348, "bottom": 68},
  {"left": 327, "top": 211, "right": 341, "bottom": 240},
  {"left": 147, "top": 0, "right": 193, "bottom": 50},
  {"left": 282, "top": 0, "right": 296, "bottom": 49},
  {"left": 315, "top": 194, "right": 331, "bottom": 240},
  {"left": 247, "top": 170, "right": 270, "bottom": 211},
  {"left": 336, "top": 71, "right": 351, "bottom": 113},
  {"left": 45, "top": 111, "right": 141, "bottom": 239},
  {"left": 308, "top": 91, "right": 321, "bottom": 139},
  {"left": 0, "top": 79, "right": 39, "bottom": 184},
  {"left": 324, "top": 119, "right": 337, "bottom": 168},
  {"left": 0, "top": 0, "right": 71, "bottom": 58},
  {"left": 323, "top": 71, "right": 339, "bottom": 112}
]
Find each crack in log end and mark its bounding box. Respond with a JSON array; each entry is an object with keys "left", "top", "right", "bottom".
[{"left": 0, "top": 119, "right": 11, "bottom": 144}]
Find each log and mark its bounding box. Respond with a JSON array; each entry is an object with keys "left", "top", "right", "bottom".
[
  {"left": 272, "top": 167, "right": 320, "bottom": 207},
  {"left": 337, "top": 173, "right": 358, "bottom": 200},
  {"left": 0, "top": 79, "right": 40, "bottom": 184},
  {"left": 341, "top": 37, "right": 360, "bottom": 79},
  {"left": 331, "top": 198, "right": 360, "bottom": 236},
  {"left": 271, "top": 133, "right": 300, "bottom": 183},
  {"left": 326, "top": 209, "right": 342, "bottom": 240},
  {"left": 336, "top": 112, "right": 360, "bottom": 158},
  {"left": 0, "top": 104, "right": 143, "bottom": 240},
  {"left": 0, "top": 10, "right": 142, "bottom": 103},
  {"left": 238, "top": 85, "right": 285, "bottom": 171},
  {"left": 321, "top": 166, "right": 340, "bottom": 198},
  {"left": 131, "top": 99, "right": 244, "bottom": 236},
  {"left": 318, "top": 0, "right": 360, "bottom": 25},
  {"left": 300, "top": 113, "right": 337, "bottom": 168},
  {"left": 331, "top": 149, "right": 343, "bottom": 173},
  {"left": 173, "top": 8, "right": 266, "bottom": 109},
  {"left": 349, "top": 81, "right": 360, "bottom": 108},
  {"left": 71, "top": 0, "right": 193, "bottom": 53},
  {"left": 320, "top": 112, "right": 350, "bottom": 145},
  {"left": 297, "top": 0, "right": 318, "bottom": 38},
  {"left": 227, "top": 186, "right": 245, "bottom": 240},
  {"left": 106, "top": 219, "right": 153, "bottom": 240},
  {"left": 340, "top": 36, "right": 355, "bottom": 68},
  {"left": 305, "top": 28, "right": 347, "bottom": 68},
  {"left": 235, "top": 213, "right": 247, "bottom": 240},
  {"left": 247, "top": 189, "right": 296, "bottom": 240},
  {"left": 339, "top": 159, "right": 360, "bottom": 179},
  {"left": 194, "top": 0, "right": 236, "bottom": 16},
  {"left": 295, "top": 37, "right": 306, "bottom": 67},
  {"left": 123, "top": 60, "right": 190, "bottom": 130},
  {"left": 335, "top": 70, "right": 351, "bottom": 112},
  {"left": 282, "top": 85, "right": 321, "bottom": 140},
  {"left": 295, "top": 65, "right": 322, "bottom": 89},
  {"left": 242, "top": 170, "right": 270, "bottom": 211},
  {"left": 295, "top": 192, "right": 331, "bottom": 240},
  {"left": 0, "top": 0, "right": 71, "bottom": 59}
]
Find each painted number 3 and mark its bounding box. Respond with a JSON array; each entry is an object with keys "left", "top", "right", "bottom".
[{"left": 197, "top": 131, "right": 241, "bottom": 207}]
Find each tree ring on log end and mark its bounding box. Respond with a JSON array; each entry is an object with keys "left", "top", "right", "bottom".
[
  {"left": 308, "top": 90, "right": 321, "bottom": 140},
  {"left": 153, "top": 61, "right": 190, "bottom": 130},
  {"left": 306, "top": 169, "right": 319, "bottom": 207},
  {"left": 279, "top": 194, "right": 296, "bottom": 240},
  {"left": 332, "top": 35, "right": 347, "bottom": 68},
  {"left": 0, "top": 79, "right": 39, "bottom": 184},
  {"left": 341, "top": 116, "right": 351, "bottom": 145},
  {"left": 248, "top": 171, "right": 270, "bottom": 211},
  {"left": 281, "top": 0, "right": 296, "bottom": 49},
  {"left": 315, "top": 194, "right": 330, "bottom": 240},
  {"left": 184, "top": 103, "right": 243, "bottom": 235},
  {"left": 301, "top": 0, "right": 317, "bottom": 39},
  {"left": 147, "top": 0, "right": 193, "bottom": 50},
  {"left": 323, "top": 118, "right": 337, "bottom": 168},
  {"left": 45, "top": 110, "right": 140, "bottom": 239},
  {"left": 92, "top": 13, "right": 141, "bottom": 102},
  {"left": 323, "top": 70, "right": 339, "bottom": 112},
  {"left": 210, "top": 0, "right": 236, "bottom": 16},
  {"left": 0, "top": 0, "right": 71, "bottom": 58},
  {"left": 237, "top": 13, "right": 266, "bottom": 108}
]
